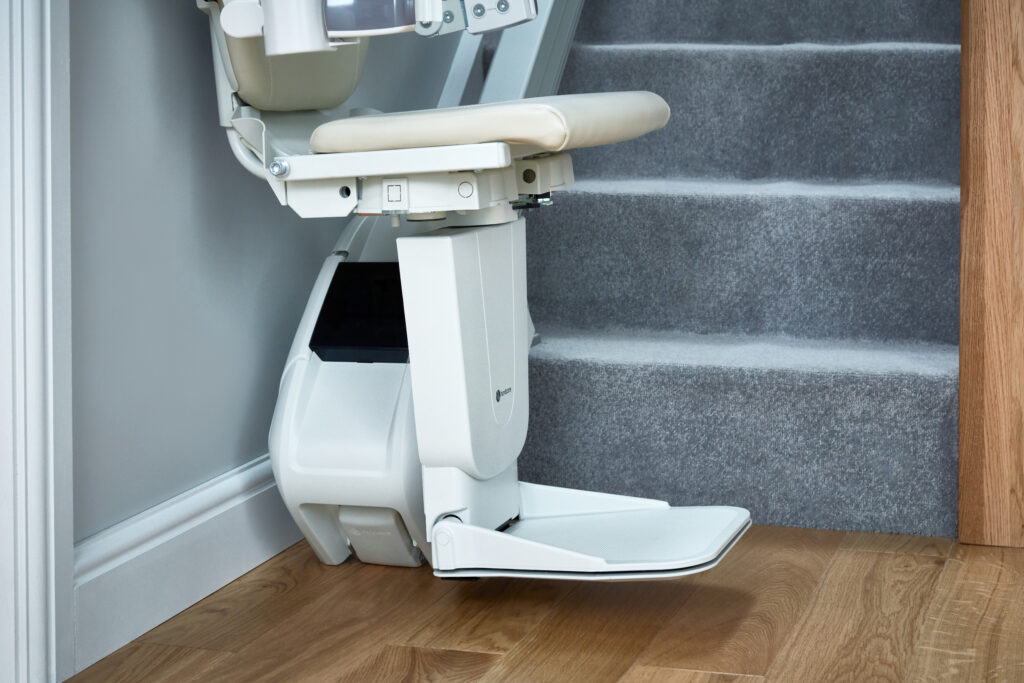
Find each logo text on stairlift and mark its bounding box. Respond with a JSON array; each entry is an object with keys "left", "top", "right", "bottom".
[{"left": 495, "top": 387, "right": 512, "bottom": 402}]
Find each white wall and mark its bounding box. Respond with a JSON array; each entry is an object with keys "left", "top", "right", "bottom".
[{"left": 70, "top": 1, "right": 460, "bottom": 542}]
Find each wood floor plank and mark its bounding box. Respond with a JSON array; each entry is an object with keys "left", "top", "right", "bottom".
[
  {"left": 339, "top": 645, "right": 501, "bottom": 682},
  {"left": 82, "top": 529, "right": 1020, "bottom": 683},
  {"left": 905, "top": 548, "right": 1024, "bottom": 682},
  {"left": 68, "top": 642, "right": 231, "bottom": 683},
  {"left": 192, "top": 563, "right": 459, "bottom": 682},
  {"left": 140, "top": 542, "right": 356, "bottom": 652},
  {"left": 945, "top": 543, "right": 1024, "bottom": 585},
  {"left": 637, "top": 525, "right": 845, "bottom": 676},
  {"left": 480, "top": 580, "right": 692, "bottom": 683},
  {"left": 621, "top": 666, "right": 764, "bottom": 682},
  {"left": 840, "top": 531, "right": 954, "bottom": 558},
  {"left": 764, "top": 550, "right": 944, "bottom": 682},
  {"left": 398, "top": 577, "right": 573, "bottom": 654}
]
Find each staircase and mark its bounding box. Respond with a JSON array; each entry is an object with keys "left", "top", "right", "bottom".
[{"left": 520, "top": 1, "right": 961, "bottom": 537}]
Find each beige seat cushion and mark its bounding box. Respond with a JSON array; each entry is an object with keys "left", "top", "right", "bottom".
[{"left": 309, "top": 92, "right": 670, "bottom": 154}]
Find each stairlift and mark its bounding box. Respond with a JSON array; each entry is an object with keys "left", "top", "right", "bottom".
[{"left": 199, "top": 0, "right": 750, "bottom": 580}]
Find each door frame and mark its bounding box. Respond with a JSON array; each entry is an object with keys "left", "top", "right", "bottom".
[
  {"left": 958, "top": 0, "right": 1024, "bottom": 548},
  {"left": 2, "top": 0, "right": 74, "bottom": 680}
]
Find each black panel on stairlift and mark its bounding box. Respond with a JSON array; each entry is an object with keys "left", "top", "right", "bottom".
[{"left": 309, "top": 262, "right": 409, "bottom": 363}]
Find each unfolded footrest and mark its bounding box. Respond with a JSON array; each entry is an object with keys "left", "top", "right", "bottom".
[{"left": 431, "top": 484, "right": 750, "bottom": 581}]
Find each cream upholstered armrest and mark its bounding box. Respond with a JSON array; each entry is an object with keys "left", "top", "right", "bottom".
[{"left": 308, "top": 92, "right": 670, "bottom": 154}]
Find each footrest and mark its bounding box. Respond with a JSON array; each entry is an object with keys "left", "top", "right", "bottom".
[{"left": 431, "top": 486, "right": 750, "bottom": 581}]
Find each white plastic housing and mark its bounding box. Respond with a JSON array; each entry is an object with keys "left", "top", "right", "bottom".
[
  {"left": 262, "top": 0, "right": 331, "bottom": 55},
  {"left": 268, "top": 221, "right": 435, "bottom": 567},
  {"left": 396, "top": 219, "right": 530, "bottom": 481}
]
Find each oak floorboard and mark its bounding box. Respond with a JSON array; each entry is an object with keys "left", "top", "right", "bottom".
[
  {"left": 194, "top": 562, "right": 458, "bottom": 682},
  {"left": 68, "top": 642, "right": 231, "bottom": 683},
  {"left": 905, "top": 548, "right": 1024, "bottom": 682},
  {"left": 636, "top": 525, "right": 844, "bottom": 676},
  {"left": 480, "top": 579, "right": 692, "bottom": 683},
  {"left": 397, "top": 577, "right": 574, "bottom": 654},
  {"left": 77, "top": 528, "right": 1024, "bottom": 683},
  {"left": 840, "top": 531, "right": 954, "bottom": 558},
  {"left": 764, "top": 550, "right": 944, "bottom": 682},
  {"left": 140, "top": 542, "right": 353, "bottom": 652},
  {"left": 339, "top": 645, "right": 500, "bottom": 682},
  {"left": 621, "top": 666, "right": 764, "bottom": 682}
]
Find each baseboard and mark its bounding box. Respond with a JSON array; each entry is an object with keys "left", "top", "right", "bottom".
[{"left": 71, "top": 454, "right": 302, "bottom": 674}]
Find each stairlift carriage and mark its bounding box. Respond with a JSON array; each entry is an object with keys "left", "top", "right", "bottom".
[{"left": 199, "top": 0, "right": 750, "bottom": 580}]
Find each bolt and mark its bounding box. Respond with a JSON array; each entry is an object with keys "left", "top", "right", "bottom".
[
  {"left": 443, "top": 10, "right": 454, "bottom": 23},
  {"left": 497, "top": 0, "right": 509, "bottom": 12},
  {"left": 268, "top": 159, "right": 290, "bottom": 178},
  {"left": 472, "top": 3, "right": 485, "bottom": 17}
]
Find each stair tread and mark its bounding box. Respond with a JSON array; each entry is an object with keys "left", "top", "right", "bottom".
[
  {"left": 575, "top": 41, "right": 961, "bottom": 53},
  {"left": 561, "top": 43, "right": 960, "bottom": 183},
  {"left": 574, "top": 0, "right": 960, "bottom": 46},
  {"left": 527, "top": 186, "right": 959, "bottom": 344},
  {"left": 523, "top": 331, "right": 958, "bottom": 537},
  {"left": 531, "top": 328, "right": 958, "bottom": 378},
  {"left": 565, "top": 178, "right": 960, "bottom": 201}
]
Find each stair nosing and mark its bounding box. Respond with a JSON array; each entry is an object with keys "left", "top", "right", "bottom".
[
  {"left": 573, "top": 41, "right": 961, "bottom": 53},
  {"left": 531, "top": 329, "right": 958, "bottom": 378},
  {"left": 561, "top": 178, "right": 960, "bottom": 201}
]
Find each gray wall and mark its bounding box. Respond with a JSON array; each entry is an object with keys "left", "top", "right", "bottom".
[{"left": 71, "top": 2, "right": 458, "bottom": 541}]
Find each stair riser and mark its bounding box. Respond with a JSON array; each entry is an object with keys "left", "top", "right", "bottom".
[
  {"left": 576, "top": 0, "right": 960, "bottom": 45},
  {"left": 527, "top": 190, "right": 959, "bottom": 344},
  {"left": 561, "top": 46, "right": 960, "bottom": 183},
  {"left": 521, "top": 358, "right": 958, "bottom": 537}
]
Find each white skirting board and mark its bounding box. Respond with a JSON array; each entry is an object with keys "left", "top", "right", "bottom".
[{"left": 72, "top": 455, "right": 302, "bottom": 674}]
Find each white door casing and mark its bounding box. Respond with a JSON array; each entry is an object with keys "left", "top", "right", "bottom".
[{"left": 2, "top": 0, "right": 74, "bottom": 680}]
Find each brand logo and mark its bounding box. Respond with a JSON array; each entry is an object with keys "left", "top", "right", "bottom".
[{"left": 495, "top": 387, "right": 512, "bottom": 402}]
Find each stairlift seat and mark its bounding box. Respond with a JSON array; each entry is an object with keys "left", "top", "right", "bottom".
[{"left": 308, "top": 92, "right": 670, "bottom": 154}]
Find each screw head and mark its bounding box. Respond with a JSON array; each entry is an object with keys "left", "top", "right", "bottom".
[
  {"left": 443, "top": 10, "right": 454, "bottom": 23},
  {"left": 268, "top": 159, "right": 290, "bottom": 178},
  {"left": 497, "top": 0, "right": 509, "bottom": 12},
  {"left": 472, "top": 3, "right": 485, "bottom": 17}
]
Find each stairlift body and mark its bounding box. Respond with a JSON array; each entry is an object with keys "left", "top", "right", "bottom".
[{"left": 201, "top": 0, "right": 750, "bottom": 579}]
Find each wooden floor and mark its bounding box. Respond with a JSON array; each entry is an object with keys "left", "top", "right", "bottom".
[{"left": 70, "top": 526, "right": 1024, "bottom": 682}]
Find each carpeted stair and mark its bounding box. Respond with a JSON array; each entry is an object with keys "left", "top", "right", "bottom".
[{"left": 520, "top": 1, "right": 961, "bottom": 537}]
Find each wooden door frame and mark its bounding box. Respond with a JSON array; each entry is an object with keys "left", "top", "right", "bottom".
[{"left": 958, "top": 0, "right": 1024, "bottom": 547}]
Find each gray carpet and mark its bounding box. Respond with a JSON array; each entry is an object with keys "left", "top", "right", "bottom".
[
  {"left": 576, "top": 0, "right": 960, "bottom": 45},
  {"left": 520, "top": 4, "right": 961, "bottom": 536},
  {"left": 521, "top": 331, "right": 958, "bottom": 537},
  {"left": 563, "top": 44, "right": 960, "bottom": 183},
  {"left": 527, "top": 180, "right": 959, "bottom": 344}
]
